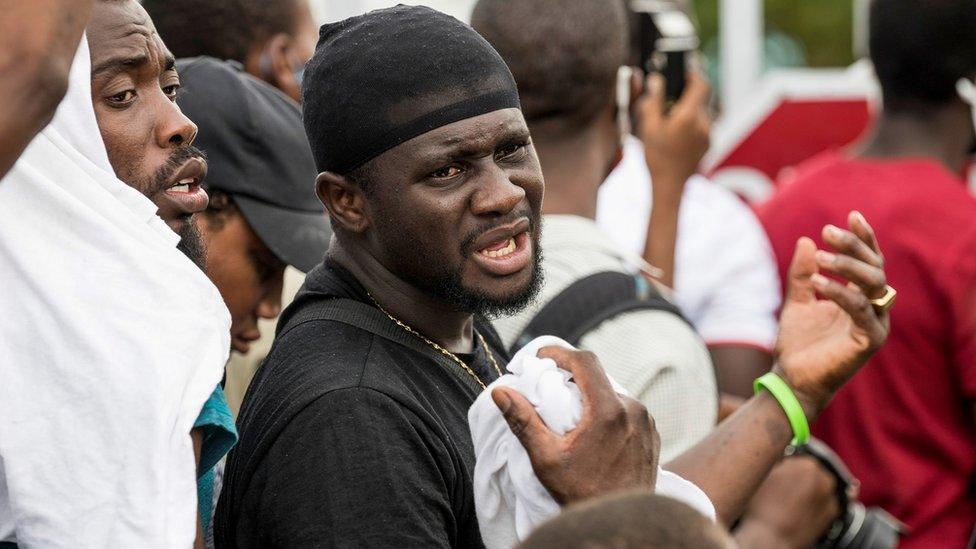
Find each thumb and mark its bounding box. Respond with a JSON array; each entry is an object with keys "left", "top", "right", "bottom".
[
  {"left": 672, "top": 72, "right": 709, "bottom": 119},
  {"left": 786, "top": 236, "right": 819, "bottom": 304},
  {"left": 492, "top": 386, "right": 559, "bottom": 454}
]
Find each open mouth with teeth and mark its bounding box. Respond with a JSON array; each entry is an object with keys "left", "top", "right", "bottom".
[
  {"left": 167, "top": 177, "right": 200, "bottom": 194},
  {"left": 155, "top": 157, "right": 210, "bottom": 221},
  {"left": 471, "top": 230, "right": 532, "bottom": 276},
  {"left": 479, "top": 236, "right": 518, "bottom": 258},
  {"left": 159, "top": 174, "right": 208, "bottom": 217}
]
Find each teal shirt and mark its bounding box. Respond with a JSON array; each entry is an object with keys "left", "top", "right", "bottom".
[{"left": 195, "top": 385, "right": 238, "bottom": 536}]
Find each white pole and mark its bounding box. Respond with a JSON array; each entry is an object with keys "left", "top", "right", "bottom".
[
  {"left": 720, "top": 0, "right": 763, "bottom": 113},
  {"left": 852, "top": 0, "right": 870, "bottom": 59}
]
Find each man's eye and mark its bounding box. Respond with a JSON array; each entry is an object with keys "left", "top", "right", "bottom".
[
  {"left": 431, "top": 166, "right": 463, "bottom": 179},
  {"left": 497, "top": 143, "right": 526, "bottom": 159},
  {"left": 162, "top": 84, "right": 181, "bottom": 99},
  {"left": 107, "top": 90, "right": 136, "bottom": 104}
]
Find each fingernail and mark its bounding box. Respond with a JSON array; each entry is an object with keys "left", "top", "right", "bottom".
[
  {"left": 853, "top": 211, "right": 867, "bottom": 225},
  {"left": 825, "top": 225, "right": 842, "bottom": 237},
  {"left": 650, "top": 74, "right": 664, "bottom": 92},
  {"left": 811, "top": 273, "right": 830, "bottom": 289},
  {"left": 815, "top": 250, "right": 837, "bottom": 265}
]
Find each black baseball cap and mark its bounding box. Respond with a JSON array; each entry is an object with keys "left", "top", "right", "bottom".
[{"left": 176, "top": 56, "right": 329, "bottom": 272}]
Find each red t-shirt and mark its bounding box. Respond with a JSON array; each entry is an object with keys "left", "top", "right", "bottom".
[{"left": 758, "top": 152, "right": 976, "bottom": 548}]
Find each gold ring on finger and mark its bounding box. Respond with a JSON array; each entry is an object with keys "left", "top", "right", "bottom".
[{"left": 869, "top": 285, "right": 897, "bottom": 316}]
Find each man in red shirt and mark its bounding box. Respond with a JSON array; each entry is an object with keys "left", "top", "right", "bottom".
[{"left": 759, "top": 1, "right": 976, "bottom": 546}]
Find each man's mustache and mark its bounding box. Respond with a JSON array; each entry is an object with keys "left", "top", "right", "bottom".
[{"left": 144, "top": 145, "right": 208, "bottom": 199}]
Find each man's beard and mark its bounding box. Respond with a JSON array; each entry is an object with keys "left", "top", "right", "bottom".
[
  {"left": 420, "top": 242, "right": 544, "bottom": 319},
  {"left": 130, "top": 145, "right": 208, "bottom": 269},
  {"left": 382, "top": 212, "right": 545, "bottom": 319},
  {"left": 175, "top": 215, "right": 207, "bottom": 269}
]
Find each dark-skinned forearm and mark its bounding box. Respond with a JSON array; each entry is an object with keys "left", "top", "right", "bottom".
[
  {"left": 711, "top": 346, "right": 774, "bottom": 399},
  {"left": 732, "top": 518, "right": 790, "bottom": 548},
  {"left": 664, "top": 391, "right": 795, "bottom": 527},
  {"left": 0, "top": 0, "right": 95, "bottom": 179},
  {"left": 643, "top": 176, "right": 684, "bottom": 288}
]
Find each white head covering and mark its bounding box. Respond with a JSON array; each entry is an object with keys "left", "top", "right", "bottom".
[{"left": 0, "top": 36, "right": 230, "bottom": 547}]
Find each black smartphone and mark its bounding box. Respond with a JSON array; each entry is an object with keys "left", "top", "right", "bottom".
[{"left": 631, "top": 1, "right": 699, "bottom": 104}]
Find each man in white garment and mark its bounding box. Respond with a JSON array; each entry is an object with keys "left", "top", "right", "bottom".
[
  {"left": 0, "top": 29, "right": 229, "bottom": 549},
  {"left": 598, "top": 140, "right": 782, "bottom": 401},
  {"left": 593, "top": 6, "right": 781, "bottom": 403}
]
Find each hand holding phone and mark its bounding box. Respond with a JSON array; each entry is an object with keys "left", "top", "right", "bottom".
[
  {"left": 632, "top": 1, "right": 699, "bottom": 104},
  {"left": 635, "top": 71, "right": 711, "bottom": 188}
]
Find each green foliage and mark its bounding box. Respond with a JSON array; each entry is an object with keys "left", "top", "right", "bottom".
[{"left": 693, "top": 0, "right": 855, "bottom": 68}]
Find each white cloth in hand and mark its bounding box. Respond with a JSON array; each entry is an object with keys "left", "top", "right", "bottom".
[{"left": 469, "top": 336, "right": 715, "bottom": 549}]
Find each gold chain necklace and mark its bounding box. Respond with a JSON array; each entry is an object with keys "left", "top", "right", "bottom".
[{"left": 367, "top": 292, "right": 503, "bottom": 390}]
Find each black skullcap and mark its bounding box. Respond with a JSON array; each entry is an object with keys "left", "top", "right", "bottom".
[{"left": 302, "top": 4, "right": 522, "bottom": 174}]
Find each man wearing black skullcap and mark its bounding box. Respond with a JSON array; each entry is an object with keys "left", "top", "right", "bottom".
[{"left": 216, "top": 6, "right": 891, "bottom": 547}]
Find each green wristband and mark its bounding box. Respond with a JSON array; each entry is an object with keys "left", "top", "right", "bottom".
[{"left": 754, "top": 372, "right": 810, "bottom": 445}]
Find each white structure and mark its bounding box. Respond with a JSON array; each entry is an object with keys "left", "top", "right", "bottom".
[
  {"left": 311, "top": 0, "right": 477, "bottom": 23},
  {"left": 719, "top": 0, "right": 764, "bottom": 114}
]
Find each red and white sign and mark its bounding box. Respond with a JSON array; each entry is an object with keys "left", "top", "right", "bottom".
[{"left": 704, "top": 61, "right": 879, "bottom": 203}]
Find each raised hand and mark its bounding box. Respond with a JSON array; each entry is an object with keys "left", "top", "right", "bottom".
[
  {"left": 491, "top": 347, "right": 660, "bottom": 504},
  {"left": 636, "top": 72, "right": 712, "bottom": 288},
  {"left": 636, "top": 72, "right": 712, "bottom": 187},
  {"left": 774, "top": 211, "right": 890, "bottom": 416}
]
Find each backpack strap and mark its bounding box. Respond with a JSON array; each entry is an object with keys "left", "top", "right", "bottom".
[
  {"left": 276, "top": 297, "right": 487, "bottom": 395},
  {"left": 511, "top": 271, "right": 690, "bottom": 354}
]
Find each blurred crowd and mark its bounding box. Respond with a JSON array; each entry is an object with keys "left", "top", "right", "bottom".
[{"left": 0, "top": 0, "right": 971, "bottom": 548}]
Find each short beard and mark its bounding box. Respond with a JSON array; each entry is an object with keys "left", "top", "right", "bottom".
[
  {"left": 127, "top": 146, "right": 208, "bottom": 270},
  {"left": 175, "top": 216, "right": 207, "bottom": 270},
  {"left": 424, "top": 244, "right": 544, "bottom": 319},
  {"left": 391, "top": 215, "right": 545, "bottom": 319}
]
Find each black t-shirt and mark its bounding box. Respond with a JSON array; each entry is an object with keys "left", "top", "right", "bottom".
[{"left": 215, "top": 260, "right": 507, "bottom": 548}]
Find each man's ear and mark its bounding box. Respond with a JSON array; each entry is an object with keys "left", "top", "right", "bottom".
[
  {"left": 315, "top": 171, "right": 370, "bottom": 233},
  {"left": 262, "top": 33, "right": 302, "bottom": 103}
]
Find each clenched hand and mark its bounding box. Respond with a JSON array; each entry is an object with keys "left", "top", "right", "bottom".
[{"left": 492, "top": 347, "right": 660, "bottom": 504}]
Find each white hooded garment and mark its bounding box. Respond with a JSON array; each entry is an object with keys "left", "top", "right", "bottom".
[
  {"left": 0, "top": 37, "right": 230, "bottom": 548},
  {"left": 469, "top": 336, "right": 716, "bottom": 549}
]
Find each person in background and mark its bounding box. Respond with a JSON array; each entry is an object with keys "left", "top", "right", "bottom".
[
  {"left": 473, "top": 1, "right": 843, "bottom": 545},
  {"left": 176, "top": 56, "right": 328, "bottom": 358},
  {"left": 758, "top": 1, "right": 976, "bottom": 546},
  {"left": 0, "top": 0, "right": 95, "bottom": 180},
  {"left": 142, "top": 0, "right": 317, "bottom": 103},
  {"left": 474, "top": 0, "right": 716, "bottom": 462},
  {"left": 595, "top": 3, "right": 781, "bottom": 405},
  {"left": 516, "top": 491, "right": 736, "bottom": 549},
  {"left": 173, "top": 56, "right": 328, "bottom": 544},
  {"left": 218, "top": 5, "right": 891, "bottom": 546}
]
